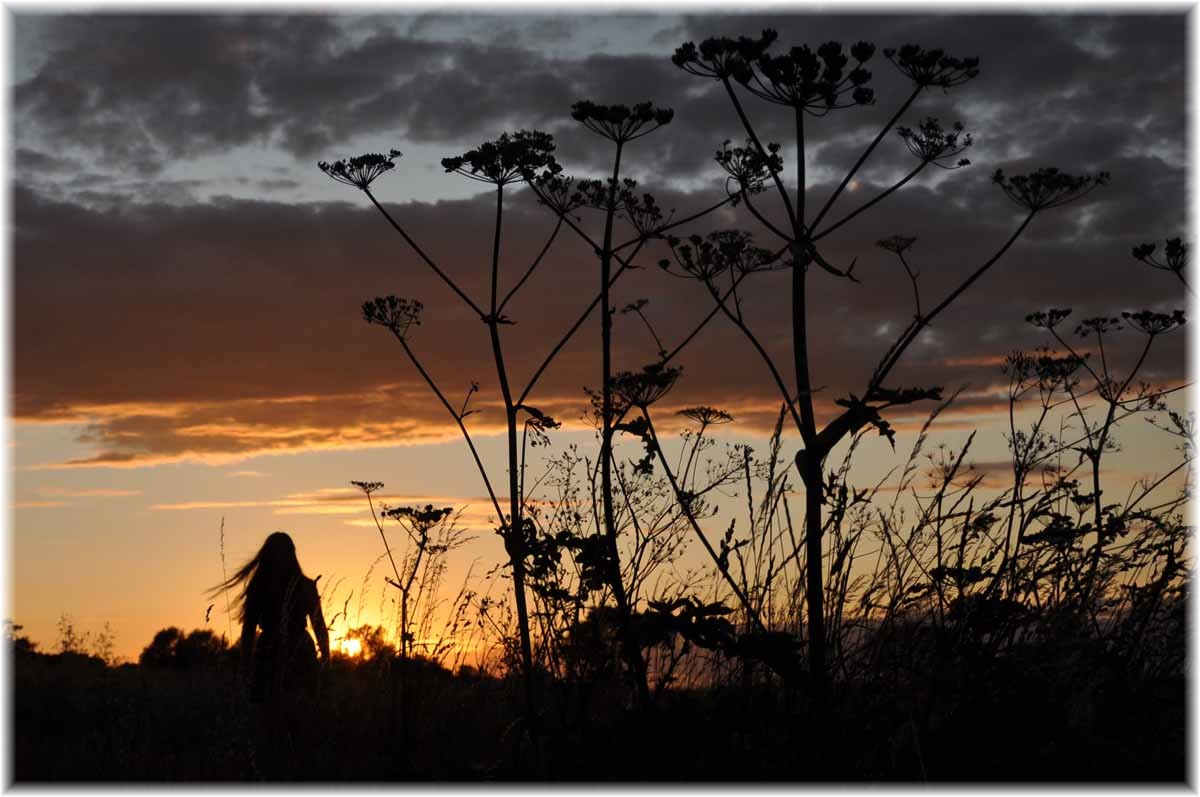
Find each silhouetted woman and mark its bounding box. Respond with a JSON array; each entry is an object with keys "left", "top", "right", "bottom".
[
  {"left": 213, "top": 531, "right": 330, "bottom": 778},
  {"left": 215, "top": 531, "right": 330, "bottom": 705}
]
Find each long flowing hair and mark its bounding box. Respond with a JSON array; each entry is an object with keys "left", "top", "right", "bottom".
[{"left": 211, "top": 531, "right": 308, "bottom": 624}]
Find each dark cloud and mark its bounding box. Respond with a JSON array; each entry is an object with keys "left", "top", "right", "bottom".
[
  {"left": 14, "top": 13, "right": 1184, "bottom": 197},
  {"left": 11, "top": 13, "right": 1186, "bottom": 467},
  {"left": 14, "top": 147, "right": 80, "bottom": 176},
  {"left": 14, "top": 143, "right": 1185, "bottom": 467}
]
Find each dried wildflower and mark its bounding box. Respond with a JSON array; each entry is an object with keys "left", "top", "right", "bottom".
[
  {"left": 350, "top": 480, "right": 385, "bottom": 495},
  {"left": 1121, "top": 309, "right": 1186, "bottom": 337},
  {"left": 1074, "top": 316, "right": 1122, "bottom": 338},
  {"left": 383, "top": 504, "right": 453, "bottom": 531},
  {"left": 993, "top": 167, "right": 1109, "bottom": 211},
  {"left": 362, "top": 295, "right": 423, "bottom": 340},
  {"left": 742, "top": 40, "right": 876, "bottom": 113},
  {"left": 679, "top": 406, "right": 735, "bottom": 427},
  {"left": 1034, "top": 351, "right": 1085, "bottom": 384},
  {"left": 882, "top": 44, "right": 979, "bottom": 88},
  {"left": 318, "top": 150, "right": 402, "bottom": 190},
  {"left": 715, "top": 139, "right": 783, "bottom": 197},
  {"left": 1026, "top": 308, "right": 1072, "bottom": 330},
  {"left": 876, "top": 235, "right": 917, "bottom": 254},
  {"left": 610, "top": 362, "right": 682, "bottom": 409},
  {"left": 530, "top": 171, "right": 587, "bottom": 215},
  {"left": 570, "top": 100, "right": 674, "bottom": 143},
  {"left": 1132, "top": 238, "right": 1187, "bottom": 279},
  {"left": 672, "top": 30, "right": 777, "bottom": 81},
  {"left": 441, "top": 130, "right": 557, "bottom": 185},
  {"left": 622, "top": 192, "right": 671, "bottom": 238},
  {"left": 566, "top": 177, "right": 670, "bottom": 235},
  {"left": 897, "top": 118, "right": 972, "bottom": 168},
  {"left": 661, "top": 229, "right": 780, "bottom": 281}
]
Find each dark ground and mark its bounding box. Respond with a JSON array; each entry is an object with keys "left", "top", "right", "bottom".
[{"left": 11, "top": 645, "right": 1186, "bottom": 782}]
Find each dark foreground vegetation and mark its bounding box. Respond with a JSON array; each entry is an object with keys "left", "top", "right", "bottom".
[{"left": 11, "top": 616, "right": 1186, "bottom": 781}]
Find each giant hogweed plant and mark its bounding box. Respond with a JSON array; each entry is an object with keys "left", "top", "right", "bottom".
[{"left": 664, "top": 29, "right": 1110, "bottom": 704}]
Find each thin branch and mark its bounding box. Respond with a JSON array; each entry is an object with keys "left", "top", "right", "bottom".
[
  {"left": 500, "top": 217, "right": 563, "bottom": 314},
  {"left": 810, "top": 84, "right": 922, "bottom": 232},
  {"left": 363, "top": 188, "right": 486, "bottom": 319}
]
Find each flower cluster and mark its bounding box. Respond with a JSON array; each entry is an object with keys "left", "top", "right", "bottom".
[
  {"left": 876, "top": 235, "right": 917, "bottom": 255},
  {"left": 671, "top": 30, "right": 777, "bottom": 81},
  {"left": 609, "top": 362, "right": 683, "bottom": 410},
  {"left": 622, "top": 192, "right": 670, "bottom": 238},
  {"left": 678, "top": 406, "right": 735, "bottom": 427},
  {"left": 566, "top": 177, "right": 670, "bottom": 237},
  {"left": 882, "top": 44, "right": 979, "bottom": 88},
  {"left": 318, "top": 150, "right": 402, "bottom": 190},
  {"left": 674, "top": 31, "right": 874, "bottom": 113},
  {"left": 1121, "top": 309, "right": 1186, "bottom": 337},
  {"left": 993, "top": 167, "right": 1109, "bottom": 211},
  {"left": 362, "top": 295, "right": 423, "bottom": 340},
  {"left": 575, "top": 177, "right": 632, "bottom": 211},
  {"left": 746, "top": 40, "right": 875, "bottom": 112},
  {"left": 1025, "top": 307, "right": 1073, "bottom": 330},
  {"left": 441, "top": 130, "right": 557, "bottom": 185},
  {"left": 715, "top": 139, "right": 783, "bottom": 197},
  {"left": 661, "top": 229, "right": 780, "bottom": 281},
  {"left": 1132, "top": 237, "right": 1187, "bottom": 277},
  {"left": 1074, "top": 316, "right": 1122, "bottom": 338},
  {"left": 530, "top": 171, "right": 588, "bottom": 215},
  {"left": 1003, "top": 348, "right": 1086, "bottom": 391},
  {"left": 382, "top": 504, "right": 454, "bottom": 536},
  {"left": 570, "top": 101, "right": 674, "bottom": 143},
  {"left": 897, "top": 118, "right": 972, "bottom": 168}
]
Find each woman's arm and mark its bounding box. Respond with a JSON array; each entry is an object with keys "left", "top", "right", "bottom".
[
  {"left": 239, "top": 617, "right": 256, "bottom": 677},
  {"left": 309, "top": 585, "right": 331, "bottom": 663}
]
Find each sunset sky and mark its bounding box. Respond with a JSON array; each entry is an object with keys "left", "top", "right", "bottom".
[{"left": 9, "top": 9, "right": 1189, "bottom": 661}]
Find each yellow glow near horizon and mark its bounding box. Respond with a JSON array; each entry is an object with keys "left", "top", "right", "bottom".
[{"left": 339, "top": 638, "right": 363, "bottom": 658}]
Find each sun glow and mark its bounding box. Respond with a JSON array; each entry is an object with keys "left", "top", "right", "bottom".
[{"left": 339, "top": 638, "right": 363, "bottom": 658}]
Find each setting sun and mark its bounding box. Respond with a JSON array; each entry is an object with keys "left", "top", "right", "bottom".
[{"left": 338, "top": 638, "right": 363, "bottom": 658}]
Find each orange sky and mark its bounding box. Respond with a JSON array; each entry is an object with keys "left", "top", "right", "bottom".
[{"left": 11, "top": 390, "right": 1190, "bottom": 662}]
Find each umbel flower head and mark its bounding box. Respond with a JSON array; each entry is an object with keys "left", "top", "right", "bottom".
[
  {"left": 897, "top": 118, "right": 972, "bottom": 168},
  {"left": 362, "top": 295, "right": 423, "bottom": 340},
  {"left": 442, "top": 130, "right": 558, "bottom": 185},
  {"left": 1003, "top": 347, "right": 1086, "bottom": 390},
  {"left": 743, "top": 40, "right": 876, "bottom": 113},
  {"left": 678, "top": 406, "right": 735, "bottom": 427},
  {"left": 1132, "top": 237, "right": 1187, "bottom": 277},
  {"left": 318, "top": 150, "right": 402, "bottom": 190},
  {"left": 383, "top": 504, "right": 453, "bottom": 531},
  {"left": 610, "top": 362, "right": 683, "bottom": 409},
  {"left": 1026, "top": 307, "right": 1073, "bottom": 330},
  {"left": 661, "top": 229, "right": 781, "bottom": 281},
  {"left": 622, "top": 191, "right": 671, "bottom": 239},
  {"left": 570, "top": 100, "right": 674, "bottom": 143},
  {"left": 715, "top": 139, "right": 783, "bottom": 197},
  {"left": 882, "top": 44, "right": 979, "bottom": 89},
  {"left": 672, "top": 30, "right": 778, "bottom": 81},
  {"left": 575, "top": 177, "right": 634, "bottom": 210},
  {"left": 1073, "top": 316, "right": 1122, "bottom": 338},
  {"left": 565, "top": 178, "right": 671, "bottom": 237},
  {"left": 993, "top": 167, "right": 1109, "bottom": 211},
  {"left": 1121, "top": 309, "right": 1186, "bottom": 337},
  {"left": 530, "top": 170, "right": 588, "bottom": 216},
  {"left": 876, "top": 235, "right": 917, "bottom": 255}
]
